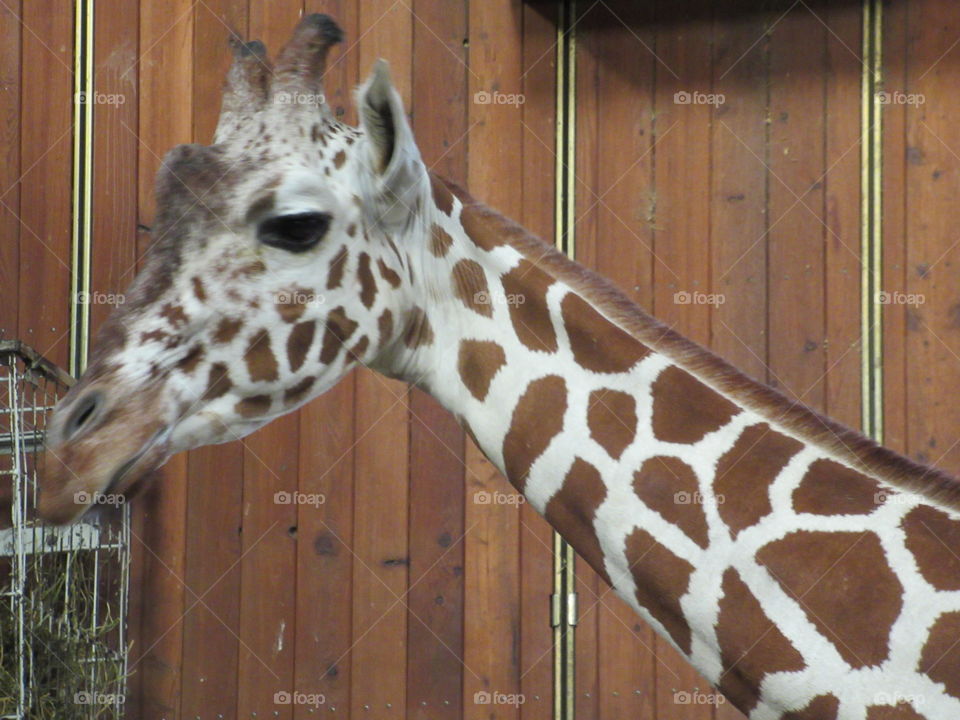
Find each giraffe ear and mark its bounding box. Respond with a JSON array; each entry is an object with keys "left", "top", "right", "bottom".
[{"left": 357, "top": 60, "right": 427, "bottom": 229}]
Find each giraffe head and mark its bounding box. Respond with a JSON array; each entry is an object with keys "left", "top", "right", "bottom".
[{"left": 38, "top": 15, "right": 432, "bottom": 523}]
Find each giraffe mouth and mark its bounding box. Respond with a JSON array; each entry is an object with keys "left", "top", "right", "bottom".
[{"left": 100, "top": 424, "right": 172, "bottom": 499}]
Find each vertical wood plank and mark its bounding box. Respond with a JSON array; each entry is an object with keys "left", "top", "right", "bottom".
[
  {"left": 0, "top": 0, "right": 21, "bottom": 342},
  {"left": 823, "top": 3, "right": 864, "bottom": 430},
  {"left": 903, "top": 0, "right": 960, "bottom": 476},
  {"left": 408, "top": 2, "right": 469, "bottom": 718},
  {"left": 766, "top": 1, "right": 828, "bottom": 409},
  {"left": 882, "top": 0, "right": 909, "bottom": 457},
  {"left": 132, "top": 1, "right": 194, "bottom": 716},
  {"left": 18, "top": 0, "right": 72, "bottom": 369},
  {"left": 465, "top": 2, "right": 525, "bottom": 719}
]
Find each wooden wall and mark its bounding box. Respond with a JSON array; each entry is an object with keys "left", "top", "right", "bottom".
[{"left": 3, "top": 1, "right": 960, "bottom": 719}]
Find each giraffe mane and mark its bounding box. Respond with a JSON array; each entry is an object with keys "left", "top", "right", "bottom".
[{"left": 442, "top": 178, "right": 960, "bottom": 514}]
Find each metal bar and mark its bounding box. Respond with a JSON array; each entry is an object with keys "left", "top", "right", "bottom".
[{"left": 861, "top": 0, "right": 883, "bottom": 442}]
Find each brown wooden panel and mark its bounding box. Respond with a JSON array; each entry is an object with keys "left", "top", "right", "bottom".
[
  {"left": 881, "top": 0, "right": 909, "bottom": 458},
  {"left": 465, "top": 2, "right": 525, "bottom": 718},
  {"left": 0, "top": 0, "right": 21, "bottom": 342},
  {"left": 18, "top": 0, "right": 72, "bottom": 369},
  {"left": 131, "top": 1, "right": 195, "bottom": 717},
  {"left": 519, "top": 6, "right": 558, "bottom": 720},
  {"left": 766, "top": 1, "right": 828, "bottom": 409},
  {"left": 408, "top": 2, "right": 469, "bottom": 718},
  {"left": 902, "top": 0, "right": 960, "bottom": 477},
  {"left": 823, "top": 3, "right": 864, "bottom": 430}
]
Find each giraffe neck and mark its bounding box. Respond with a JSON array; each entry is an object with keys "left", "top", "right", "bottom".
[{"left": 377, "top": 175, "right": 960, "bottom": 719}]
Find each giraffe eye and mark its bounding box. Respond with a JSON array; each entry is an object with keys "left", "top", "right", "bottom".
[{"left": 257, "top": 212, "right": 332, "bottom": 253}]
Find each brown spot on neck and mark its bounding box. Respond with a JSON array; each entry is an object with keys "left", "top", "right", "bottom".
[
  {"left": 587, "top": 388, "right": 637, "bottom": 460},
  {"left": 214, "top": 317, "right": 243, "bottom": 344},
  {"left": 651, "top": 365, "right": 739, "bottom": 443},
  {"left": 377, "top": 258, "right": 402, "bottom": 288},
  {"left": 430, "top": 172, "right": 454, "bottom": 216},
  {"left": 715, "top": 568, "right": 806, "bottom": 715},
  {"left": 920, "top": 612, "right": 960, "bottom": 699},
  {"left": 333, "top": 149, "right": 346, "bottom": 169},
  {"left": 757, "top": 530, "right": 902, "bottom": 668},
  {"left": 377, "top": 308, "right": 394, "bottom": 351},
  {"left": 177, "top": 344, "right": 205, "bottom": 374},
  {"left": 633, "top": 456, "right": 709, "bottom": 549},
  {"left": 502, "top": 375, "right": 567, "bottom": 492},
  {"left": 284, "top": 376, "right": 316, "bottom": 406},
  {"left": 276, "top": 287, "right": 310, "bottom": 323},
  {"left": 902, "top": 504, "right": 960, "bottom": 591},
  {"left": 402, "top": 306, "right": 434, "bottom": 350},
  {"left": 451, "top": 259, "right": 492, "bottom": 318},
  {"left": 202, "top": 363, "right": 232, "bottom": 400},
  {"left": 562, "top": 292, "right": 651, "bottom": 373},
  {"left": 191, "top": 276, "right": 207, "bottom": 302},
  {"left": 348, "top": 334, "right": 369, "bottom": 363},
  {"left": 236, "top": 394, "right": 272, "bottom": 418},
  {"left": 501, "top": 259, "right": 558, "bottom": 352},
  {"left": 545, "top": 457, "right": 610, "bottom": 585},
  {"left": 457, "top": 340, "right": 506, "bottom": 402},
  {"left": 430, "top": 224, "right": 454, "bottom": 257},
  {"left": 160, "top": 303, "right": 189, "bottom": 329},
  {"left": 792, "top": 459, "right": 883, "bottom": 516},
  {"left": 623, "top": 526, "right": 695, "bottom": 656},
  {"left": 864, "top": 702, "right": 926, "bottom": 720},
  {"left": 715, "top": 424, "right": 804, "bottom": 537}
]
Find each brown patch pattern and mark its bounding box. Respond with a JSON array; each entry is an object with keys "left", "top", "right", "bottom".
[
  {"left": 633, "top": 456, "right": 709, "bottom": 549},
  {"left": 403, "top": 306, "right": 434, "bottom": 350},
  {"left": 430, "top": 223, "right": 453, "bottom": 257},
  {"left": 545, "top": 458, "right": 611, "bottom": 584},
  {"left": 286, "top": 321, "right": 316, "bottom": 373},
  {"left": 160, "top": 303, "right": 189, "bottom": 329},
  {"left": 245, "top": 329, "right": 279, "bottom": 382},
  {"left": 357, "top": 252, "right": 378, "bottom": 309},
  {"left": 333, "top": 150, "right": 346, "bottom": 169},
  {"left": 792, "top": 458, "right": 882, "bottom": 516},
  {"left": 377, "top": 258, "right": 402, "bottom": 288},
  {"left": 377, "top": 309, "right": 394, "bottom": 350},
  {"left": 202, "top": 363, "right": 232, "bottom": 401},
  {"left": 757, "top": 530, "right": 903, "bottom": 668},
  {"left": 284, "top": 376, "right": 316, "bottom": 406},
  {"left": 214, "top": 317, "right": 243, "bottom": 344},
  {"left": 348, "top": 335, "right": 369, "bottom": 363},
  {"left": 587, "top": 388, "right": 637, "bottom": 460},
  {"left": 902, "top": 504, "right": 960, "bottom": 591},
  {"left": 715, "top": 423, "right": 804, "bottom": 537},
  {"left": 327, "top": 246, "right": 348, "bottom": 290},
  {"left": 502, "top": 375, "right": 567, "bottom": 491},
  {"left": 623, "top": 526, "right": 695, "bottom": 655},
  {"left": 920, "top": 611, "right": 960, "bottom": 700},
  {"left": 319, "top": 307, "right": 358, "bottom": 365},
  {"left": 451, "top": 259, "right": 492, "bottom": 318},
  {"left": 501, "top": 259, "right": 557, "bottom": 352},
  {"left": 177, "top": 344, "right": 205, "bottom": 374},
  {"left": 191, "top": 276, "right": 206, "bottom": 302},
  {"left": 430, "top": 173, "right": 453, "bottom": 216},
  {"left": 651, "top": 365, "right": 738, "bottom": 444},
  {"left": 864, "top": 702, "right": 926, "bottom": 720},
  {"left": 715, "top": 568, "right": 806, "bottom": 715},
  {"left": 236, "top": 394, "right": 271, "bottom": 418},
  {"left": 561, "top": 292, "right": 650, "bottom": 373},
  {"left": 782, "top": 695, "right": 839, "bottom": 719},
  {"left": 275, "top": 287, "right": 309, "bottom": 323},
  {"left": 457, "top": 340, "right": 507, "bottom": 402}
]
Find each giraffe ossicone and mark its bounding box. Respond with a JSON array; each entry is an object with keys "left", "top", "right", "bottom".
[{"left": 37, "top": 15, "right": 960, "bottom": 719}]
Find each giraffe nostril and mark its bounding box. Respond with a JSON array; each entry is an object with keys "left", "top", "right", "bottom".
[{"left": 63, "top": 391, "right": 103, "bottom": 441}]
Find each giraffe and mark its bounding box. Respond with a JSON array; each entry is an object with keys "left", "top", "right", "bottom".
[{"left": 35, "top": 15, "right": 960, "bottom": 719}]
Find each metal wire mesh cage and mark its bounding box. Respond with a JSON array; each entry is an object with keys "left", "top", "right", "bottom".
[{"left": 0, "top": 341, "right": 130, "bottom": 719}]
